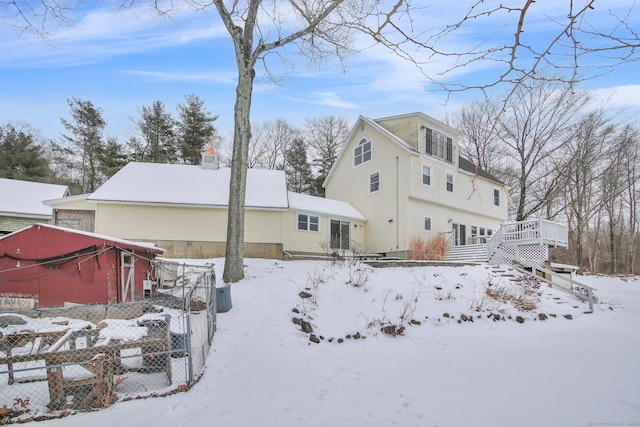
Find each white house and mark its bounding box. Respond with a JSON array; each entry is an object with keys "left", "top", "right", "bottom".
[
  {"left": 45, "top": 149, "right": 366, "bottom": 258},
  {"left": 324, "top": 112, "right": 509, "bottom": 258}
]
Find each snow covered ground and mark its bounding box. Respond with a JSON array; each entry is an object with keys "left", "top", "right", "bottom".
[{"left": 42, "top": 258, "right": 639, "bottom": 427}]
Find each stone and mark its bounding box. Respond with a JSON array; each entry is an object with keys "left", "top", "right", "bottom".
[
  {"left": 460, "top": 314, "right": 468, "bottom": 322},
  {"left": 538, "top": 313, "right": 548, "bottom": 321},
  {"left": 300, "top": 320, "right": 313, "bottom": 333},
  {"left": 564, "top": 314, "right": 573, "bottom": 320},
  {"left": 292, "top": 308, "right": 300, "bottom": 314},
  {"left": 410, "top": 319, "right": 421, "bottom": 325},
  {"left": 354, "top": 332, "right": 361, "bottom": 339},
  {"left": 299, "top": 291, "right": 313, "bottom": 299},
  {"left": 443, "top": 313, "right": 450, "bottom": 318},
  {"left": 516, "top": 316, "right": 525, "bottom": 324},
  {"left": 292, "top": 318, "right": 302, "bottom": 326},
  {"left": 338, "top": 338, "right": 344, "bottom": 343},
  {"left": 309, "top": 334, "right": 320, "bottom": 344}
]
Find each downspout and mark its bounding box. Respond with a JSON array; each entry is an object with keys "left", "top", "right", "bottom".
[{"left": 396, "top": 156, "right": 399, "bottom": 250}]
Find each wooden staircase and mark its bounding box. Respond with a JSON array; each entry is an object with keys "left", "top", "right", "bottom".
[{"left": 444, "top": 243, "right": 488, "bottom": 263}]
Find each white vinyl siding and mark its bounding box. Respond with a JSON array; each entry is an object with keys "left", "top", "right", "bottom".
[{"left": 95, "top": 203, "right": 282, "bottom": 243}]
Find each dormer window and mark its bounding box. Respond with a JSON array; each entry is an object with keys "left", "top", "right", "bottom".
[
  {"left": 354, "top": 138, "right": 372, "bottom": 166},
  {"left": 425, "top": 128, "right": 453, "bottom": 164}
]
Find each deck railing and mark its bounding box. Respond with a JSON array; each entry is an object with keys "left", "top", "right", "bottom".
[{"left": 487, "top": 218, "right": 568, "bottom": 262}]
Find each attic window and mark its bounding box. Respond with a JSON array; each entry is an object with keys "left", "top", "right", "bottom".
[
  {"left": 425, "top": 128, "right": 453, "bottom": 164},
  {"left": 354, "top": 138, "right": 372, "bottom": 166}
]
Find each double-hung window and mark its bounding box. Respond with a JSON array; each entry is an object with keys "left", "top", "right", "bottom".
[
  {"left": 421, "top": 164, "right": 431, "bottom": 186},
  {"left": 493, "top": 188, "right": 500, "bottom": 206},
  {"left": 354, "top": 138, "right": 372, "bottom": 166},
  {"left": 445, "top": 172, "right": 454, "bottom": 193},
  {"left": 297, "top": 213, "right": 319, "bottom": 232},
  {"left": 369, "top": 171, "right": 380, "bottom": 194}
]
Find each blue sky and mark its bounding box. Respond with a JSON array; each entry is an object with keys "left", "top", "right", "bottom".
[{"left": 1, "top": 1, "right": 639, "bottom": 145}]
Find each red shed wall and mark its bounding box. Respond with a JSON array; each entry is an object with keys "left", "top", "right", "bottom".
[{"left": 0, "top": 225, "right": 158, "bottom": 308}]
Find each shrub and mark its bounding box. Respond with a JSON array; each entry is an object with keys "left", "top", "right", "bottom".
[{"left": 409, "top": 235, "right": 447, "bottom": 260}]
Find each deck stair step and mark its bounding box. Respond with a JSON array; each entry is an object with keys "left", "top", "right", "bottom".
[{"left": 444, "top": 244, "right": 488, "bottom": 263}]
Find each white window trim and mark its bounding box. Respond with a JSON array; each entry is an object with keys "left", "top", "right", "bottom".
[
  {"left": 445, "top": 172, "right": 454, "bottom": 194},
  {"left": 296, "top": 212, "right": 320, "bottom": 232},
  {"left": 421, "top": 163, "right": 432, "bottom": 187},
  {"left": 423, "top": 215, "right": 432, "bottom": 232},
  {"left": 493, "top": 187, "right": 501, "bottom": 207},
  {"left": 354, "top": 138, "right": 373, "bottom": 167},
  {"left": 369, "top": 170, "right": 381, "bottom": 194}
]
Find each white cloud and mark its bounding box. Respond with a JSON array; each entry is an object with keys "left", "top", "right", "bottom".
[
  {"left": 122, "top": 70, "right": 235, "bottom": 85},
  {"left": 589, "top": 85, "right": 640, "bottom": 109}
]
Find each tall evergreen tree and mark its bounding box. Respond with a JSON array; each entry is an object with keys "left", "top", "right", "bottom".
[
  {"left": 284, "top": 137, "right": 312, "bottom": 194},
  {"left": 0, "top": 124, "right": 50, "bottom": 181},
  {"left": 176, "top": 94, "right": 218, "bottom": 164},
  {"left": 60, "top": 98, "right": 106, "bottom": 192},
  {"left": 97, "top": 137, "right": 128, "bottom": 179},
  {"left": 133, "top": 101, "right": 177, "bottom": 163}
]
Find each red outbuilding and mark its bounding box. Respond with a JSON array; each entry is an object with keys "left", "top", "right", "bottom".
[{"left": 0, "top": 224, "right": 164, "bottom": 309}]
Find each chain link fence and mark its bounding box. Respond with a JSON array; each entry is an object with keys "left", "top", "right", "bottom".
[{"left": 0, "top": 261, "right": 216, "bottom": 424}]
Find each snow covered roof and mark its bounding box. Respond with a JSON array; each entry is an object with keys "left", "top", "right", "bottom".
[
  {"left": 0, "top": 223, "right": 164, "bottom": 252},
  {"left": 0, "top": 178, "right": 68, "bottom": 216},
  {"left": 88, "top": 162, "right": 289, "bottom": 209},
  {"left": 287, "top": 192, "right": 366, "bottom": 221}
]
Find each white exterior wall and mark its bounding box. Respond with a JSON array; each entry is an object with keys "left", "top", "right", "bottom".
[
  {"left": 325, "top": 121, "right": 414, "bottom": 254},
  {"left": 283, "top": 210, "right": 366, "bottom": 254},
  {"left": 326, "top": 114, "right": 509, "bottom": 255},
  {"left": 95, "top": 203, "right": 282, "bottom": 243}
]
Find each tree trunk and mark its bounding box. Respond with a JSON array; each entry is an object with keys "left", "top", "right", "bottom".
[{"left": 223, "top": 66, "right": 255, "bottom": 283}]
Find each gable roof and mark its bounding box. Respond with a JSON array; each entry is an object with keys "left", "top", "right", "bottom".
[
  {"left": 88, "top": 162, "right": 289, "bottom": 209},
  {"left": 0, "top": 178, "right": 69, "bottom": 217},
  {"left": 287, "top": 192, "right": 366, "bottom": 221},
  {"left": 0, "top": 223, "right": 164, "bottom": 252},
  {"left": 323, "top": 115, "right": 420, "bottom": 188},
  {"left": 323, "top": 113, "right": 503, "bottom": 188}
]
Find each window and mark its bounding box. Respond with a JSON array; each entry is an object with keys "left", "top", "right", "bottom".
[
  {"left": 445, "top": 172, "right": 454, "bottom": 193},
  {"left": 369, "top": 171, "right": 380, "bottom": 194},
  {"left": 421, "top": 164, "right": 431, "bottom": 186},
  {"left": 493, "top": 188, "right": 500, "bottom": 206},
  {"left": 423, "top": 216, "right": 432, "bottom": 231},
  {"left": 425, "top": 128, "right": 453, "bottom": 163},
  {"left": 297, "top": 213, "right": 319, "bottom": 232},
  {"left": 354, "top": 138, "right": 372, "bottom": 166}
]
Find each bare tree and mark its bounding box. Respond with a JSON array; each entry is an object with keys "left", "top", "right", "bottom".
[
  {"left": 0, "top": 0, "right": 77, "bottom": 37},
  {"left": 498, "top": 79, "right": 590, "bottom": 221},
  {"left": 454, "top": 98, "right": 505, "bottom": 177},
  {"left": 429, "top": 2, "right": 640, "bottom": 97},
  {"left": 247, "top": 118, "right": 300, "bottom": 169},
  {"left": 558, "top": 110, "right": 615, "bottom": 271},
  {"left": 617, "top": 124, "right": 640, "bottom": 273},
  {"left": 305, "top": 115, "right": 350, "bottom": 197}
]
